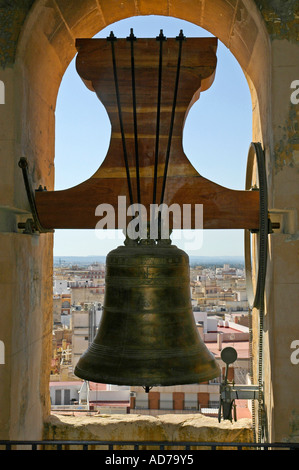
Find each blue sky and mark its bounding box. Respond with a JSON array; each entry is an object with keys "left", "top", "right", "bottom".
[{"left": 53, "top": 15, "right": 252, "bottom": 258}]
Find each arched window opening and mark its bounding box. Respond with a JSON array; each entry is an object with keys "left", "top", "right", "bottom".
[
  {"left": 52, "top": 15, "right": 252, "bottom": 420},
  {"left": 54, "top": 15, "right": 252, "bottom": 259}
]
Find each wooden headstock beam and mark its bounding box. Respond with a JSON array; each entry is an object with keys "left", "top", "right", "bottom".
[{"left": 34, "top": 35, "right": 259, "bottom": 231}]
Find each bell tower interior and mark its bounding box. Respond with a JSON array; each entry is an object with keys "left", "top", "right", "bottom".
[{"left": 0, "top": 0, "right": 298, "bottom": 447}]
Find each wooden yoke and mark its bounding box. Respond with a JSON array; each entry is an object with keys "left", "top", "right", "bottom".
[{"left": 34, "top": 33, "right": 259, "bottom": 231}]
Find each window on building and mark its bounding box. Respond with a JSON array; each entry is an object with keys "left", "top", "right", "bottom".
[
  {"left": 64, "top": 389, "right": 71, "bottom": 405},
  {"left": 135, "top": 393, "right": 149, "bottom": 410},
  {"left": 160, "top": 393, "right": 173, "bottom": 410},
  {"left": 184, "top": 393, "right": 198, "bottom": 410},
  {"left": 55, "top": 389, "right": 61, "bottom": 405}
]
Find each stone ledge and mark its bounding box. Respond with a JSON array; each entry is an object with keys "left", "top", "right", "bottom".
[{"left": 44, "top": 413, "right": 254, "bottom": 449}]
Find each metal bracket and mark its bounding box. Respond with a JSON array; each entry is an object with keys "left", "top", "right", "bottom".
[
  {"left": 218, "top": 347, "right": 263, "bottom": 423},
  {"left": 219, "top": 383, "right": 261, "bottom": 422},
  {"left": 18, "top": 218, "right": 36, "bottom": 235},
  {"left": 268, "top": 208, "right": 297, "bottom": 235},
  {"left": 18, "top": 157, "right": 54, "bottom": 234}
]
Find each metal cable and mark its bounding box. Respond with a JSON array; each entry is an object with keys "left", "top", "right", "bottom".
[
  {"left": 258, "top": 301, "right": 264, "bottom": 443},
  {"left": 108, "top": 31, "right": 134, "bottom": 209},
  {"left": 159, "top": 30, "right": 185, "bottom": 206},
  {"left": 153, "top": 30, "right": 166, "bottom": 206},
  {"left": 248, "top": 307, "right": 256, "bottom": 443},
  {"left": 108, "top": 30, "right": 185, "bottom": 235},
  {"left": 127, "top": 28, "right": 141, "bottom": 205}
]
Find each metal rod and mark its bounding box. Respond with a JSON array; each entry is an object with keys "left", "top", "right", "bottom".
[
  {"left": 108, "top": 31, "right": 134, "bottom": 209},
  {"left": 153, "top": 30, "right": 166, "bottom": 206},
  {"left": 18, "top": 157, "right": 53, "bottom": 234},
  {"left": 159, "top": 30, "right": 185, "bottom": 206},
  {"left": 127, "top": 29, "right": 141, "bottom": 205}
]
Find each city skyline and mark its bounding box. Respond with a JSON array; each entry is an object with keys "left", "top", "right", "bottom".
[{"left": 53, "top": 15, "right": 252, "bottom": 258}]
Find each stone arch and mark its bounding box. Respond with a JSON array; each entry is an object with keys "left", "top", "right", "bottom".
[
  {"left": 15, "top": 0, "right": 271, "bottom": 196},
  {"left": 5, "top": 0, "right": 273, "bottom": 441}
]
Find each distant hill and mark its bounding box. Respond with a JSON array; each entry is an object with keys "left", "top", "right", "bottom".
[
  {"left": 189, "top": 256, "right": 244, "bottom": 267},
  {"left": 54, "top": 255, "right": 244, "bottom": 267},
  {"left": 54, "top": 256, "right": 106, "bottom": 266}
]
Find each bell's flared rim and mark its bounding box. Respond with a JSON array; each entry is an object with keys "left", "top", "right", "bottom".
[{"left": 74, "top": 363, "right": 221, "bottom": 388}]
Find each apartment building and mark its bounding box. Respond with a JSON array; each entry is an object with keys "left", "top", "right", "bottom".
[{"left": 130, "top": 317, "right": 250, "bottom": 418}]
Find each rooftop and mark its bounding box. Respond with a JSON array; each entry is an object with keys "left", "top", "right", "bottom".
[{"left": 208, "top": 341, "right": 249, "bottom": 360}]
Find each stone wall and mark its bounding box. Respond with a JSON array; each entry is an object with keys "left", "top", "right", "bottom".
[{"left": 44, "top": 413, "right": 254, "bottom": 449}]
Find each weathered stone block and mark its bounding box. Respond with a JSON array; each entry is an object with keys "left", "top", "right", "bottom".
[{"left": 44, "top": 413, "right": 254, "bottom": 449}]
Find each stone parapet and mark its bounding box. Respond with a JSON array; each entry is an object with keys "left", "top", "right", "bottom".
[{"left": 44, "top": 413, "right": 253, "bottom": 449}]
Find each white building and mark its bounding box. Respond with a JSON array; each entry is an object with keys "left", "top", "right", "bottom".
[
  {"left": 193, "top": 311, "right": 218, "bottom": 334},
  {"left": 50, "top": 380, "right": 130, "bottom": 413},
  {"left": 53, "top": 279, "right": 70, "bottom": 295},
  {"left": 71, "top": 304, "right": 103, "bottom": 370}
]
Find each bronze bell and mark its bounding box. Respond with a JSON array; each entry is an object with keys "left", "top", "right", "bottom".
[{"left": 74, "top": 237, "right": 220, "bottom": 388}]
